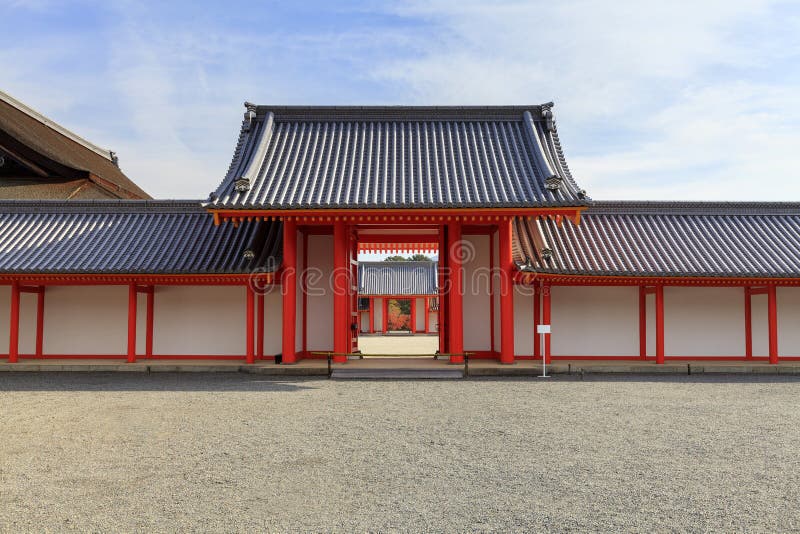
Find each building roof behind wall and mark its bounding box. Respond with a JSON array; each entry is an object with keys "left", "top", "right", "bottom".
[
  {"left": 0, "top": 200, "right": 281, "bottom": 275},
  {"left": 358, "top": 261, "right": 438, "bottom": 295},
  {"left": 0, "top": 90, "right": 150, "bottom": 200},
  {"left": 513, "top": 201, "right": 800, "bottom": 278},
  {"left": 208, "top": 105, "right": 589, "bottom": 210}
]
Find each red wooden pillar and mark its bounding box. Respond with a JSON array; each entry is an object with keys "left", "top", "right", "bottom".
[
  {"left": 744, "top": 286, "right": 752, "bottom": 359},
  {"left": 639, "top": 285, "right": 647, "bottom": 359},
  {"left": 655, "top": 285, "right": 665, "bottom": 364},
  {"left": 533, "top": 284, "right": 540, "bottom": 359},
  {"left": 448, "top": 221, "right": 464, "bottom": 364},
  {"left": 498, "top": 217, "right": 515, "bottom": 364},
  {"left": 35, "top": 287, "right": 45, "bottom": 358},
  {"left": 127, "top": 283, "right": 137, "bottom": 363},
  {"left": 438, "top": 225, "right": 447, "bottom": 354},
  {"left": 333, "top": 220, "right": 348, "bottom": 363},
  {"left": 410, "top": 297, "right": 417, "bottom": 334},
  {"left": 489, "top": 231, "right": 495, "bottom": 357},
  {"left": 8, "top": 281, "right": 20, "bottom": 363},
  {"left": 257, "top": 293, "right": 265, "bottom": 360},
  {"left": 542, "top": 282, "right": 551, "bottom": 364},
  {"left": 382, "top": 298, "right": 388, "bottom": 334},
  {"left": 282, "top": 218, "right": 297, "bottom": 364},
  {"left": 424, "top": 297, "right": 430, "bottom": 334},
  {"left": 369, "top": 297, "right": 375, "bottom": 334},
  {"left": 246, "top": 285, "right": 255, "bottom": 364},
  {"left": 768, "top": 285, "right": 779, "bottom": 364},
  {"left": 145, "top": 287, "right": 154, "bottom": 358}
]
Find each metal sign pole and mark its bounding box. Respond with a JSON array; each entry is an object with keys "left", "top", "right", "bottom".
[{"left": 537, "top": 324, "right": 551, "bottom": 378}]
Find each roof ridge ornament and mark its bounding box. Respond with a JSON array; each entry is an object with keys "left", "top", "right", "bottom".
[
  {"left": 243, "top": 102, "right": 257, "bottom": 131},
  {"left": 234, "top": 177, "right": 251, "bottom": 192},
  {"left": 544, "top": 174, "right": 563, "bottom": 191},
  {"left": 541, "top": 102, "right": 555, "bottom": 132}
]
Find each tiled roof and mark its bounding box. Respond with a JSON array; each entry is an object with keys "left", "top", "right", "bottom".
[
  {"left": 0, "top": 90, "right": 150, "bottom": 199},
  {"left": 0, "top": 200, "right": 281, "bottom": 274},
  {"left": 514, "top": 201, "right": 800, "bottom": 278},
  {"left": 208, "top": 105, "right": 588, "bottom": 210},
  {"left": 358, "top": 261, "right": 438, "bottom": 295}
]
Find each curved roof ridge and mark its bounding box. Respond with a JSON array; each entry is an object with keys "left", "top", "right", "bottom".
[{"left": 588, "top": 200, "right": 800, "bottom": 215}]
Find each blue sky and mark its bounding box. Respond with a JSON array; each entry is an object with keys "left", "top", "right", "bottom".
[{"left": 3, "top": 0, "right": 800, "bottom": 201}]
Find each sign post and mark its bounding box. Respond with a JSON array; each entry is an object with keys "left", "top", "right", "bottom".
[{"left": 537, "top": 324, "right": 551, "bottom": 378}]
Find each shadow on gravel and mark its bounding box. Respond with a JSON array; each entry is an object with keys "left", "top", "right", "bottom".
[{"left": 0, "top": 373, "right": 320, "bottom": 392}]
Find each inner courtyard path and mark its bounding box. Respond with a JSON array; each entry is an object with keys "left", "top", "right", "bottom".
[
  {"left": 1, "top": 373, "right": 799, "bottom": 531},
  {"left": 356, "top": 334, "right": 439, "bottom": 355}
]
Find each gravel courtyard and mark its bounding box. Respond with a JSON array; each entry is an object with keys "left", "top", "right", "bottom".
[{"left": 1, "top": 373, "right": 799, "bottom": 532}]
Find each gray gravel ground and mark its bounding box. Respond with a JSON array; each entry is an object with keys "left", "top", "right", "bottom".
[{"left": 1, "top": 373, "right": 799, "bottom": 532}]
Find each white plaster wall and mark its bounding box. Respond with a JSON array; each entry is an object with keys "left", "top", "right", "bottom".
[
  {"left": 44, "top": 286, "right": 128, "bottom": 355},
  {"left": 550, "top": 286, "right": 639, "bottom": 357},
  {"left": 751, "top": 294, "right": 769, "bottom": 357},
  {"left": 17, "top": 292, "right": 37, "bottom": 355},
  {"left": 135, "top": 292, "right": 147, "bottom": 355},
  {"left": 360, "top": 310, "right": 370, "bottom": 332},
  {"left": 664, "top": 287, "right": 745, "bottom": 357},
  {"left": 305, "top": 234, "right": 333, "bottom": 351},
  {"left": 263, "top": 288, "right": 283, "bottom": 356},
  {"left": 513, "top": 285, "right": 534, "bottom": 357},
  {"left": 0, "top": 286, "right": 9, "bottom": 354},
  {"left": 777, "top": 287, "right": 800, "bottom": 356},
  {"left": 428, "top": 310, "right": 438, "bottom": 333},
  {"left": 645, "top": 292, "right": 655, "bottom": 357},
  {"left": 152, "top": 286, "right": 246, "bottom": 356},
  {"left": 374, "top": 297, "right": 383, "bottom": 332},
  {"left": 463, "top": 234, "right": 491, "bottom": 351},
  {"left": 415, "top": 298, "right": 425, "bottom": 332}
]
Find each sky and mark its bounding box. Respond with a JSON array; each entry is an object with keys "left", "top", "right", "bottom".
[{"left": 2, "top": 0, "right": 800, "bottom": 201}]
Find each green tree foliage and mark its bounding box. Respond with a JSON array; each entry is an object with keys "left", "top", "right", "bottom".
[{"left": 383, "top": 254, "right": 433, "bottom": 262}]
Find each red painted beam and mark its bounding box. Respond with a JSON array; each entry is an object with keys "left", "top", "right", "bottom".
[
  {"left": 127, "top": 283, "right": 137, "bottom": 363},
  {"left": 246, "top": 286, "right": 255, "bottom": 364},
  {"left": 333, "top": 220, "right": 348, "bottom": 362},
  {"left": 498, "top": 218, "right": 515, "bottom": 364},
  {"left": 282, "top": 218, "right": 298, "bottom": 364},
  {"left": 35, "top": 287, "right": 45, "bottom": 358},
  {"left": 655, "top": 285, "right": 664, "bottom": 364},
  {"left": 744, "top": 287, "right": 752, "bottom": 359},
  {"left": 8, "top": 281, "right": 20, "bottom": 363},
  {"left": 448, "top": 221, "right": 464, "bottom": 364},
  {"left": 768, "top": 285, "right": 779, "bottom": 364}
]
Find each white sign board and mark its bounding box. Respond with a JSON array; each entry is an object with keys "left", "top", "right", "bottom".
[{"left": 537, "top": 324, "right": 551, "bottom": 334}]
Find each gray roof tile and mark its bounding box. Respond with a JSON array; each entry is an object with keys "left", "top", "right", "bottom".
[
  {"left": 0, "top": 200, "right": 281, "bottom": 274},
  {"left": 208, "top": 105, "right": 588, "bottom": 210},
  {"left": 358, "top": 261, "right": 438, "bottom": 295},
  {"left": 514, "top": 201, "right": 800, "bottom": 278}
]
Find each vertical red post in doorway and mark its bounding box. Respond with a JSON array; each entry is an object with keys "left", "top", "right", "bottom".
[
  {"left": 542, "top": 282, "right": 551, "bottom": 364},
  {"left": 424, "top": 297, "right": 430, "bottom": 334},
  {"left": 246, "top": 285, "right": 255, "bottom": 364},
  {"left": 438, "top": 225, "right": 447, "bottom": 355},
  {"left": 257, "top": 293, "right": 264, "bottom": 360},
  {"left": 655, "top": 285, "right": 665, "bottom": 364},
  {"left": 8, "top": 281, "right": 20, "bottom": 363},
  {"left": 498, "top": 217, "right": 515, "bottom": 365},
  {"left": 35, "top": 287, "right": 45, "bottom": 358},
  {"left": 145, "top": 287, "right": 154, "bottom": 358},
  {"left": 448, "top": 221, "right": 464, "bottom": 364},
  {"left": 744, "top": 286, "right": 752, "bottom": 359},
  {"left": 282, "top": 218, "right": 297, "bottom": 364},
  {"left": 333, "top": 220, "right": 348, "bottom": 363},
  {"left": 768, "top": 285, "right": 779, "bottom": 364},
  {"left": 382, "top": 298, "right": 388, "bottom": 334},
  {"left": 127, "top": 284, "right": 137, "bottom": 363},
  {"left": 638, "top": 285, "right": 647, "bottom": 360},
  {"left": 410, "top": 297, "right": 417, "bottom": 334}
]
